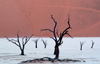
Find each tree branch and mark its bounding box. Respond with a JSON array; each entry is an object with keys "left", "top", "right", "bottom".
[
  {"left": 51, "top": 15, "right": 57, "bottom": 41},
  {"left": 32, "top": 38, "right": 39, "bottom": 44},
  {"left": 5, "top": 36, "right": 19, "bottom": 47},
  {"left": 63, "top": 14, "right": 71, "bottom": 34},
  {"left": 56, "top": 29, "right": 59, "bottom": 37},
  {"left": 58, "top": 41, "right": 63, "bottom": 46},
  {"left": 65, "top": 32, "right": 73, "bottom": 38},
  {"left": 17, "top": 31, "right": 20, "bottom": 42},
  {"left": 22, "top": 36, "right": 25, "bottom": 46},
  {"left": 24, "top": 34, "right": 33, "bottom": 45},
  {"left": 51, "top": 15, "right": 56, "bottom": 23},
  {"left": 41, "top": 29, "right": 53, "bottom": 33},
  {"left": 50, "top": 37, "right": 55, "bottom": 41},
  {"left": 16, "top": 31, "right": 22, "bottom": 49},
  {"left": 80, "top": 41, "right": 85, "bottom": 45},
  {"left": 42, "top": 39, "right": 47, "bottom": 45}
]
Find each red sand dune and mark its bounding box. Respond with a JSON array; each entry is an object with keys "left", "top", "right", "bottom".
[{"left": 0, "top": 0, "right": 100, "bottom": 37}]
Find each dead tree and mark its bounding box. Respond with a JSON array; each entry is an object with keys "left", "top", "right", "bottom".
[
  {"left": 80, "top": 41, "right": 85, "bottom": 50},
  {"left": 91, "top": 40, "right": 95, "bottom": 48},
  {"left": 32, "top": 38, "right": 39, "bottom": 48},
  {"left": 5, "top": 32, "right": 33, "bottom": 55},
  {"left": 41, "top": 39, "right": 47, "bottom": 48},
  {"left": 41, "top": 15, "right": 72, "bottom": 59}
]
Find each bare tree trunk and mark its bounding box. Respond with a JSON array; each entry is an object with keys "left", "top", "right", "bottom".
[
  {"left": 21, "top": 49, "right": 24, "bottom": 55},
  {"left": 91, "top": 43, "right": 94, "bottom": 48},
  {"left": 91, "top": 40, "right": 94, "bottom": 49},
  {"left": 35, "top": 43, "right": 37, "bottom": 48},
  {"left": 54, "top": 44, "right": 59, "bottom": 59},
  {"left": 44, "top": 45, "right": 46, "bottom": 48},
  {"left": 80, "top": 45, "right": 82, "bottom": 50},
  {"left": 80, "top": 41, "right": 85, "bottom": 50}
]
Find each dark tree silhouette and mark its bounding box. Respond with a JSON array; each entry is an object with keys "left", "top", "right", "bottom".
[
  {"left": 41, "top": 15, "right": 72, "bottom": 59},
  {"left": 41, "top": 39, "right": 47, "bottom": 48},
  {"left": 5, "top": 32, "right": 33, "bottom": 55},
  {"left": 32, "top": 38, "right": 39, "bottom": 48},
  {"left": 91, "top": 40, "right": 95, "bottom": 48},
  {"left": 80, "top": 41, "right": 85, "bottom": 50}
]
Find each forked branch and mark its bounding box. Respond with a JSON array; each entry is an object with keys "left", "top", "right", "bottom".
[
  {"left": 41, "top": 39, "right": 47, "bottom": 48},
  {"left": 41, "top": 15, "right": 58, "bottom": 41},
  {"left": 23, "top": 34, "right": 33, "bottom": 45}
]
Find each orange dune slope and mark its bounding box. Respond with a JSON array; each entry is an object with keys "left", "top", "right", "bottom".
[{"left": 0, "top": 0, "right": 100, "bottom": 37}]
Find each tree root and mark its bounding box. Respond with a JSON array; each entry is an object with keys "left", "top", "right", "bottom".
[{"left": 20, "top": 57, "right": 85, "bottom": 64}]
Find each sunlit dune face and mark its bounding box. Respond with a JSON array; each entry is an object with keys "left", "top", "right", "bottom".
[{"left": 0, "top": 0, "right": 100, "bottom": 37}]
